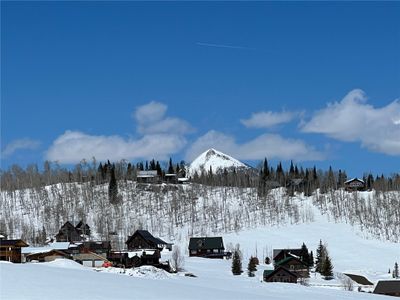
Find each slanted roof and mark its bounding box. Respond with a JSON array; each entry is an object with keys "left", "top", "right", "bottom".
[
  {"left": 344, "top": 177, "right": 365, "bottom": 184},
  {"left": 188, "top": 237, "right": 224, "bottom": 250},
  {"left": 127, "top": 230, "right": 167, "bottom": 246},
  {"left": 275, "top": 255, "right": 307, "bottom": 267},
  {"left": 373, "top": 280, "right": 400, "bottom": 294},
  {"left": 273, "top": 249, "right": 302, "bottom": 260},
  {"left": 263, "top": 266, "right": 298, "bottom": 281},
  {"left": 0, "top": 239, "right": 29, "bottom": 247},
  {"left": 343, "top": 273, "right": 373, "bottom": 285},
  {"left": 27, "top": 249, "right": 71, "bottom": 260}
]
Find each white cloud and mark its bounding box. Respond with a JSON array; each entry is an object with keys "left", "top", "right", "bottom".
[
  {"left": 185, "top": 130, "right": 325, "bottom": 162},
  {"left": 241, "top": 110, "right": 297, "bottom": 128},
  {"left": 2, "top": 138, "right": 41, "bottom": 157},
  {"left": 46, "top": 101, "right": 192, "bottom": 164},
  {"left": 301, "top": 89, "right": 400, "bottom": 155},
  {"left": 46, "top": 130, "right": 187, "bottom": 164},
  {"left": 134, "top": 101, "right": 193, "bottom": 135}
]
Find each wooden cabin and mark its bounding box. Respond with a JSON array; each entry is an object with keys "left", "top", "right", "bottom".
[
  {"left": 344, "top": 178, "right": 366, "bottom": 192},
  {"left": 137, "top": 170, "right": 160, "bottom": 184},
  {"left": 0, "top": 239, "right": 29, "bottom": 263},
  {"left": 373, "top": 280, "right": 400, "bottom": 297},
  {"left": 274, "top": 255, "right": 309, "bottom": 278},
  {"left": 56, "top": 221, "right": 90, "bottom": 242},
  {"left": 126, "top": 230, "right": 169, "bottom": 251},
  {"left": 188, "top": 237, "right": 225, "bottom": 258},
  {"left": 26, "top": 249, "right": 71, "bottom": 262},
  {"left": 264, "top": 267, "right": 298, "bottom": 283}
]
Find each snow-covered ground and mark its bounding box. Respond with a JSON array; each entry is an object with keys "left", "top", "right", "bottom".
[{"left": 0, "top": 258, "right": 392, "bottom": 300}]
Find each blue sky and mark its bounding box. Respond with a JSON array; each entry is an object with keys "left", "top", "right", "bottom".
[{"left": 1, "top": 1, "right": 399, "bottom": 176}]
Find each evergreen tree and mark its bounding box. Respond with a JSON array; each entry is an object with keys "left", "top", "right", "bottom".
[
  {"left": 309, "top": 251, "right": 314, "bottom": 267},
  {"left": 108, "top": 165, "right": 119, "bottom": 204},
  {"left": 247, "top": 256, "right": 257, "bottom": 277},
  {"left": 168, "top": 158, "right": 174, "bottom": 174},
  {"left": 321, "top": 252, "right": 334, "bottom": 279},
  {"left": 231, "top": 249, "right": 243, "bottom": 275},
  {"left": 300, "top": 242, "right": 310, "bottom": 266},
  {"left": 315, "top": 240, "right": 325, "bottom": 273},
  {"left": 393, "top": 262, "right": 399, "bottom": 279},
  {"left": 262, "top": 158, "right": 270, "bottom": 179}
]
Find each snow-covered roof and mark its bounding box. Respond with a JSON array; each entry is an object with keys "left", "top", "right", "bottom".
[
  {"left": 178, "top": 177, "right": 189, "bottom": 182},
  {"left": 344, "top": 177, "right": 365, "bottom": 184},
  {"left": 22, "top": 242, "right": 70, "bottom": 254}
]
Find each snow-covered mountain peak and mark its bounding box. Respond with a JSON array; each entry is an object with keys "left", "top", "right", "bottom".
[{"left": 188, "top": 148, "right": 249, "bottom": 176}]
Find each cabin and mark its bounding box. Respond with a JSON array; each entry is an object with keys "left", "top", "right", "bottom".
[
  {"left": 22, "top": 242, "right": 70, "bottom": 262},
  {"left": 56, "top": 221, "right": 90, "bottom": 242},
  {"left": 137, "top": 170, "right": 160, "bottom": 184},
  {"left": 126, "top": 230, "right": 169, "bottom": 251},
  {"left": 273, "top": 248, "right": 302, "bottom": 263},
  {"left": 274, "top": 255, "right": 309, "bottom": 278},
  {"left": 0, "top": 239, "right": 29, "bottom": 263},
  {"left": 26, "top": 250, "right": 72, "bottom": 263},
  {"left": 69, "top": 241, "right": 111, "bottom": 259},
  {"left": 263, "top": 267, "right": 298, "bottom": 283},
  {"left": 164, "top": 173, "right": 178, "bottom": 184},
  {"left": 188, "top": 237, "right": 225, "bottom": 258},
  {"left": 344, "top": 178, "right": 366, "bottom": 192},
  {"left": 373, "top": 280, "right": 400, "bottom": 297}
]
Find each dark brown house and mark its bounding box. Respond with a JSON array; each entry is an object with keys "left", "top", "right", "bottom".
[
  {"left": 56, "top": 221, "right": 91, "bottom": 242},
  {"left": 264, "top": 267, "right": 298, "bottom": 283},
  {"left": 0, "top": 239, "right": 29, "bottom": 263},
  {"left": 344, "top": 178, "right": 366, "bottom": 192},
  {"left": 275, "top": 255, "right": 309, "bottom": 278},
  {"left": 188, "top": 237, "right": 225, "bottom": 258},
  {"left": 126, "top": 230, "right": 169, "bottom": 251},
  {"left": 373, "top": 280, "right": 400, "bottom": 297}
]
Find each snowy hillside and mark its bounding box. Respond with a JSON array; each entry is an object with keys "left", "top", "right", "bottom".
[
  {"left": 0, "top": 259, "right": 392, "bottom": 300},
  {"left": 1, "top": 181, "right": 399, "bottom": 299},
  {"left": 188, "top": 148, "right": 250, "bottom": 176}
]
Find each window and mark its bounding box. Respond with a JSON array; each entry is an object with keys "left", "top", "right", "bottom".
[
  {"left": 191, "top": 250, "right": 197, "bottom": 254},
  {"left": 213, "top": 249, "right": 219, "bottom": 253}
]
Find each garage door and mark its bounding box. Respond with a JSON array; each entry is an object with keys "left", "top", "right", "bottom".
[{"left": 82, "top": 260, "right": 93, "bottom": 267}]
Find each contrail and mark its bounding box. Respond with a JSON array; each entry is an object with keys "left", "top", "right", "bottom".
[{"left": 196, "top": 42, "right": 255, "bottom": 50}]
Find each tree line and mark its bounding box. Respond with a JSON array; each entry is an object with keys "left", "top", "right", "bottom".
[{"left": 1, "top": 157, "right": 399, "bottom": 193}]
